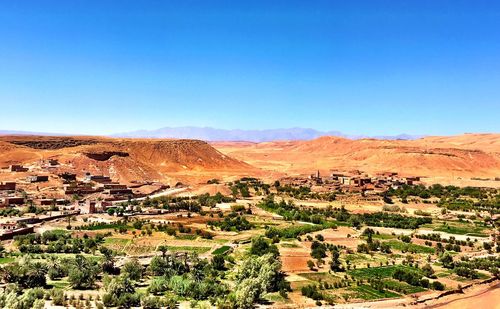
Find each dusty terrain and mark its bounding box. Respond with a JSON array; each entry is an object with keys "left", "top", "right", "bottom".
[
  {"left": 0, "top": 135, "right": 257, "bottom": 185},
  {"left": 213, "top": 133, "right": 500, "bottom": 181},
  {"left": 425, "top": 281, "right": 500, "bottom": 309},
  {"left": 1, "top": 133, "right": 499, "bottom": 187}
]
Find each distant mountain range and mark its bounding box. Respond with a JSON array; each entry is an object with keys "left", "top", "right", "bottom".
[
  {"left": 0, "top": 127, "right": 422, "bottom": 142},
  {"left": 0, "top": 130, "right": 70, "bottom": 136},
  {"left": 112, "top": 127, "right": 422, "bottom": 142}
]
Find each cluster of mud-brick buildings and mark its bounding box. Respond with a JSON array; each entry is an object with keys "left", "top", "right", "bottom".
[{"left": 281, "top": 170, "right": 421, "bottom": 193}]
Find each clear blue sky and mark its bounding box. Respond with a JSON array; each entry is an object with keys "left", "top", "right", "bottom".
[{"left": 0, "top": 1, "right": 499, "bottom": 136}]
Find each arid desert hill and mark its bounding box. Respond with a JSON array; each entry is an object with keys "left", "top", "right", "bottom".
[
  {"left": 1, "top": 133, "right": 499, "bottom": 185},
  {"left": 213, "top": 133, "right": 500, "bottom": 179},
  {"left": 0, "top": 135, "right": 255, "bottom": 184}
]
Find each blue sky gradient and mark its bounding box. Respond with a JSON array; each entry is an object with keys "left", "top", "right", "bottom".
[{"left": 0, "top": 1, "right": 499, "bottom": 135}]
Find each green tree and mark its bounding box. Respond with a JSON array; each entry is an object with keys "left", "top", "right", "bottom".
[
  {"left": 235, "top": 253, "right": 290, "bottom": 304},
  {"left": 68, "top": 255, "right": 100, "bottom": 289},
  {"left": 440, "top": 253, "right": 454, "bottom": 269},
  {"left": 307, "top": 260, "right": 315, "bottom": 270},
  {"left": 422, "top": 263, "right": 435, "bottom": 278},
  {"left": 148, "top": 256, "right": 169, "bottom": 276},
  {"left": 100, "top": 246, "right": 116, "bottom": 274},
  {"left": 158, "top": 245, "right": 168, "bottom": 258},
  {"left": 329, "top": 248, "right": 343, "bottom": 272},
  {"left": 250, "top": 236, "right": 279, "bottom": 257},
  {"left": 122, "top": 258, "right": 143, "bottom": 281},
  {"left": 211, "top": 255, "right": 225, "bottom": 271},
  {"left": 1, "top": 259, "right": 47, "bottom": 288},
  {"left": 103, "top": 274, "right": 138, "bottom": 307}
]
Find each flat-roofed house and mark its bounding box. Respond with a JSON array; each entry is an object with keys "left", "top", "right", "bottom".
[
  {"left": 76, "top": 200, "right": 112, "bottom": 214},
  {"left": 84, "top": 173, "right": 112, "bottom": 184},
  {"left": 27, "top": 175, "right": 49, "bottom": 183},
  {"left": 58, "top": 172, "right": 77, "bottom": 182},
  {"left": 339, "top": 176, "right": 352, "bottom": 185},
  {"left": 1, "top": 197, "right": 25, "bottom": 206},
  {"left": 0, "top": 222, "right": 17, "bottom": 231},
  {"left": 76, "top": 200, "right": 97, "bottom": 214},
  {"left": 9, "top": 165, "right": 28, "bottom": 172},
  {"left": 0, "top": 182, "right": 16, "bottom": 191}
]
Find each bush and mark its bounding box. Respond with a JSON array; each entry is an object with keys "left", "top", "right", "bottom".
[
  {"left": 431, "top": 281, "right": 445, "bottom": 290},
  {"left": 454, "top": 266, "right": 479, "bottom": 279},
  {"left": 50, "top": 289, "right": 65, "bottom": 306},
  {"left": 148, "top": 277, "right": 169, "bottom": 295},
  {"left": 301, "top": 284, "right": 324, "bottom": 300},
  {"left": 141, "top": 296, "right": 168, "bottom": 309},
  {"left": 208, "top": 213, "right": 253, "bottom": 231}
]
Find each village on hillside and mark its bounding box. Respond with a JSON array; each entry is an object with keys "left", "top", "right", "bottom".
[{"left": 0, "top": 140, "right": 498, "bottom": 308}]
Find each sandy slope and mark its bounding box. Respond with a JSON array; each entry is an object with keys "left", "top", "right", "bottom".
[
  {"left": 425, "top": 281, "right": 500, "bottom": 309},
  {"left": 213, "top": 134, "right": 500, "bottom": 179},
  {"left": 2, "top": 134, "right": 499, "bottom": 185},
  {"left": 0, "top": 135, "right": 257, "bottom": 184}
]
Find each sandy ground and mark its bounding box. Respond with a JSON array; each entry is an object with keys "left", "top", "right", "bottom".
[
  {"left": 368, "top": 226, "right": 414, "bottom": 235},
  {"left": 111, "top": 186, "right": 188, "bottom": 204},
  {"left": 213, "top": 134, "right": 500, "bottom": 181},
  {"left": 280, "top": 226, "right": 361, "bottom": 273},
  {"left": 279, "top": 240, "right": 314, "bottom": 273},
  {"left": 421, "top": 176, "right": 500, "bottom": 189},
  {"left": 307, "top": 226, "right": 360, "bottom": 249},
  {"left": 423, "top": 281, "right": 500, "bottom": 309},
  {"left": 290, "top": 198, "right": 441, "bottom": 216},
  {"left": 0, "top": 135, "right": 259, "bottom": 186},
  {"left": 181, "top": 183, "right": 232, "bottom": 196}
]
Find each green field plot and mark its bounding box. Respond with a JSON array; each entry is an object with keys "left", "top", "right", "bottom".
[
  {"left": 382, "top": 279, "right": 426, "bottom": 294},
  {"left": 79, "top": 223, "right": 132, "bottom": 231},
  {"left": 166, "top": 246, "right": 211, "bottom": 254},
  {"left": 385, "top": 240, "right": 435, "bottom": 254},
  {"left": 279, "top": 242, "right": 300, "bottom": 248},
  {"left": 212, "top": 245, "right": 231, "bottom": 255},
  {"left": 344, "top": 253, "right": 371, "bottom": 263},
  {"left": 0, "top": 257, "right": 15, "bottom": 264},
  {"left": 372, "top": 233, "right": 398, "bottom": 240},
  {"left": 175, "top": 234, "right": 198, "bottom": 240},
  {"left": 128, "top": 245, "right": 157, "bottom": 255},
  {"left": 433, "top": 221, "right": 488, "bottom": 237},
  {"left": 102, "top": 237, "right": 133, "bottom": 253},
  {"left": 104, "top": 237, "right": 132, "bottom": 245},
  {"left": 348, "top": 265, "right": 420, "bottom": 279},
  {"left": 263, "top": 292, "right": 291, "bottom": 303},
  {"left": 0, "top": 257, "right": 16, "bottom": 264},
  {"left": 298, "top": 272, "right": 343, "bottom": 284},
  {"left": 349, "top": 285, "right": 400, "bottom": 300},
  {"left": 344, "top": 253, "right": 389, "bottom": 266},
  {"left": 103, "top": 238, "right": 159, "bottom": 255},
  {"left": 48, "top": 279, "right": 70, "bottom": 289}
]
